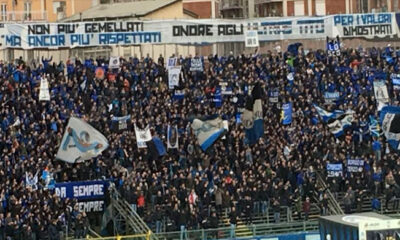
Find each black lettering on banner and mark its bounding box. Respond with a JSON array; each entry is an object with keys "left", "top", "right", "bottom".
[
  {"left": 172, "top": 25, "right": 213, "bottom": 37},
  {"left": 217, "top": 24, "right": 244, "bottom": 35},
  {"left": 343, "top": 24, "right": 392, "bottom": 36},
  {"left": 28, "top": 24, "right": 50, "bottom": 35},
  {"left": 85, "top": 22, "right": 142, "bottom": 33},
  {"left": 57, "top": 24, "right": 76, "bottom": 34}
]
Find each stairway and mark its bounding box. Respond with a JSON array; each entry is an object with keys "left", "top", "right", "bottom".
[
  {"left": 107, "top": 185, "right": 158, "bottom": 240},
  {"left": 315, "top": 172, "right": 344, "bottom": 215}
]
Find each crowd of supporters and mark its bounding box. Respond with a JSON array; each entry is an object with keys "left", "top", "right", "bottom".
[{"left": 1, "top": 44, "right": 400, "bottom": 239}]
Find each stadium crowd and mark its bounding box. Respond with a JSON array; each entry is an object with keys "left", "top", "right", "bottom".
[{"left": 1, "top": 44, "right": 400, "bottom": 239}]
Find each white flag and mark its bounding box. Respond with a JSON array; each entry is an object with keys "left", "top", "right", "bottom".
[
  {"left": 221, "top": 120, "right": 229, "bottom": 140},
  {"left": 373, "top": 80, "right": 389, "bottom": 111},
  {"left": 56, "top": 117, "right": 109, "bottom": 163},
  {"left": 168, "top": 66, "right": 181, "bottom": 89},
  {"left": 245, "top": 30, "right": 259, "bottom": 48},
  {"left": 80, "top": 79, "right": 87, "bottom": 91},
  {"left": 39, "top": 77, "right": 50, "bottom": 101},
  {"left": 109, "top": 56, "right": 120, "bottom": 69},
  {"left": 134, "top": 124, "right": 152, "bottom": 148},
  {"left": 167, "top": 125, "right": 179, "bottom": 149}
]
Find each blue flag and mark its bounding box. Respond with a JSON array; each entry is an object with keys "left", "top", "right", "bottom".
[
  {"left": 327, "top": 163, "right": 343, "bottom": 177},
  {"left": 173, "top": 90, "right": 185, "bottom": 100},
  {"left": 281, "top": 102, "right": 292, "bottom": 125},
  {"left": 213, "top": 87, "right": 222, "bottom": 108},
  {"left": 152, "top": 137, "right": 166, "bottom": 156},
  {"left": 236, "top": 113, "right": 242, "bottom": 124},
  {"left": 287, "top": 42, "right": 302, "bottom": 56},
  {"left": 380, "top": 106, "right": 400, "bottom": 150}
]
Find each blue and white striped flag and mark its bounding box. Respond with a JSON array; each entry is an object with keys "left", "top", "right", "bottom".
[
  {"left": 191, "top": 117, "right": 225, "bottom": 151},
  {"left": 314, "top": 104, "right": 344, "bottom": 122}
]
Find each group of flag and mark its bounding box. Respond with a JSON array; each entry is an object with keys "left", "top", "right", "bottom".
[
  {"left": 54, "top": 77, "right": 400, "bottom": 164},
  {"left": 313, "top": 104, "right": 383, "bottom": 139},
  {"left": 314, "top": 104, "right": 354, "bottom": 137}
]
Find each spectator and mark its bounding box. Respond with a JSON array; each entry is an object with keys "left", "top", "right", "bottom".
[
  {"left": 137, "top": 192, "right": 145, "bottom": 216},
  {"left": 272, "top": 199, "right": 280, "bottom": 223},
  {"left": 343, "top": 192, "right": 353, "bottom": 214},
  {"left": 372, "top": 137, "right": 382, "bottom": 162},
  {"left": 372, "top": 196, "right": 381, "bottom": 212},
  {"left": 229, "top": 206, "right": 237, "bottom": 239},
  {"left": 178, "top": 208, "right": 188, "bottom": 240},
  {"left": 321, "top": 194, "right": 329, "bottom": 216},
  {"left": 215, "top": 186, "right": 223, "bottom": 214},
  {"left": 48, "top": 219, "right": 60, "bottom": 240},
  {"left": 303, "top": 197, "right": 311, "bottom": 221},
  {"left": 153, "top": 206, "right": 163, "bottom": 233},
  {"left": 0, "top": 214, "right": 4, "bottom": 240},
  {"left": 74, "top": 214, "right": 85, "bottom": 239}
]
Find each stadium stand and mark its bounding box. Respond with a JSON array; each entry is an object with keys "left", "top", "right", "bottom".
[{"left": 1, "top": 43, "right": 400, "bottom": 240}]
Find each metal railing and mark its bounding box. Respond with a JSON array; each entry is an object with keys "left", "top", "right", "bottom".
[
  {"left": 316, "top": 171, "right": 344, "bottom": 215},
  {"left": 1, "top": 11, "right": 47, "bottom": 22},
  {"left": 154, "top": 221, "right": 319, "bottom": 240},
  {"left": 87, "top": 232, "right": 152, "bottom": 240}
]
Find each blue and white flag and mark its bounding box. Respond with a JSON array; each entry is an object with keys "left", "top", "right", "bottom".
[
  {"left": 111, "top": 115, "right": 131, "bottom": 131},
  {"left": 213, "top": 87, "right": 222, "bottom": 108},
  {"left": 324, "top": 92, "right": 340, "bottom": 104},
  {"left": 221, "top": 86, "right": 233, "bottom": 95},
  {"left": 380, "top": 106, "right": 400, "bottom": 150},
  {"left": 327, "top": 111, "right": 353, "bottom": 138},
  {"left": 190, "top": 58, "right": 203, "bottom": 72},
  {"left": 347, "top": 159, "right": 364, "bottom": 173},
  {"left": 167, "top": 57, "right": 177, "bottom": 69},
  {"left": 134, "top": 124, "right": 152, "bottom": 148},
  {"left": 281, "top": 102, "right": 292, "bottom": 125},
  {"left": 242, "top": 82, "right": 264, "bottom": 145},
  {"left": 268, "top": 89, "right": 279, "bottom": 103},
  {"left": 167, "top": 125, "right": 179, "bottom": 149},
  {"left": 25, "top": 172, "right": 38, "bottom": 190},
  {"left": 314, "top": 104, "right": 344, "bottom": 122},
  {"left": 191, "top": 117, "right": 225, "bottom": 151},
  {"left": 369, "top": 116, "right": 381, "bottom": 137},
  {"left": 391, "top": 73, "right": 400, "bottom": 90},
  {"left": 173, "top": 90, "right": 185, "bottom": 100},
  {"left": 327, "top": 36, "right": 341, "bottom": 57},
  {"left": 56, "top": 117, "right": 109, "bottom": 163},
  {"left": 327, "top": 163, "right": 343, "bottom": 177}
]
